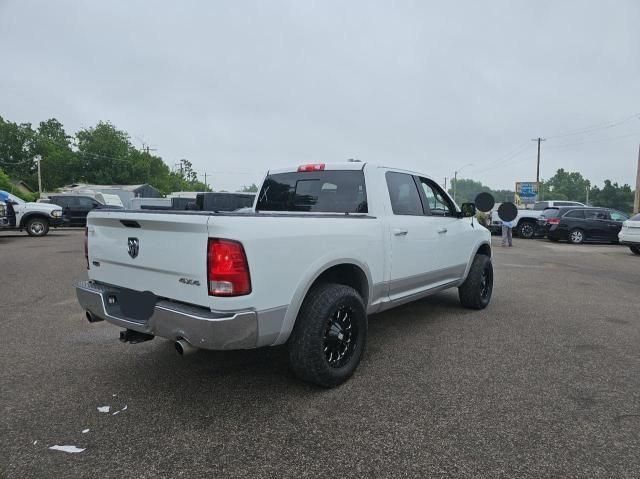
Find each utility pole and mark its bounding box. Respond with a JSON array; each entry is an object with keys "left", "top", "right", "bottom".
[
  {"left": 634, "top": 144, "right": 640, "bottom": 214},
  {"left": 531, "top": 137, "right": 546, "bottom": 185},
  {"left": 204, "top": 172, "right": 208, "bottom": 190},
  {"left": 444, "top": 177, "right": 447, "bottom": 191},
  {"left": 453, "top": 171, "right": 457, "bottom": 202},
  {"left": 36, "top": 155, "right": 43, "bottom": 195},
  {"left": 586, "top": 185, "right": 590, "bottom": 206}
]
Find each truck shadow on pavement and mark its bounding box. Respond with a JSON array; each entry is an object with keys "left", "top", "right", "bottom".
[{"left": 90, "top": 290, "right": 474, "bottom": 400}]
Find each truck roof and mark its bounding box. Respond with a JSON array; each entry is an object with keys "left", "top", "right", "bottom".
[{"left": 268, "top": 162, "right": 436, "bottom": 181}]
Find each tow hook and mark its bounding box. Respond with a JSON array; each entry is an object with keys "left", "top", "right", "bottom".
[{"left": 119, "top": 329, "right": 154, "bottom": 344}]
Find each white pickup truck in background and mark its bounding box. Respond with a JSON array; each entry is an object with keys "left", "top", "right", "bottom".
[
  {"left": 489, "top": 200, "right": 586, "bottom": 239},
  {"left": 76, "top": 162, "right": 493, "bottom": 387}
]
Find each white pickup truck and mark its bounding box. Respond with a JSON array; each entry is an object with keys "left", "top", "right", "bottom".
[
  {"left": 0, "top": 190, "right": 63, "bottom": 236},
  {"left": 75, "top": 163, "right": 493, "bottom": 387}
]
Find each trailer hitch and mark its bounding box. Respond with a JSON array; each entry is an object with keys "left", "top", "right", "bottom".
[{"left": 119, "top": 329, "right": 154, "bottom": 344}]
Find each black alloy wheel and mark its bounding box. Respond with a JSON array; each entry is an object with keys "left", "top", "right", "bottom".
[{"left": 323, "top": 306, "right": 358, "bottom": 368}]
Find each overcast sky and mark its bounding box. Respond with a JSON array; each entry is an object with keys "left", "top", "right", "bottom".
[{"left": 1, "top": 0, "right": 639, "bottom": 191}]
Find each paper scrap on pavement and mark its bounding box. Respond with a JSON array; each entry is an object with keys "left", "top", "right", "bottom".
[
  {"left": 82, "top": 429, "right": 90, "bottom": 434},
  {"left": 33, "top": 440, "right": 37, "bottom": 445},
  {"left": 121, "top": 405, "right": 127, "bottom": 411},
  {"left": 49, "top": 445, "right": 85, "bottom": 453},
  {"left": 97, "top": 406, "right": 110, "bottom": 413},
  {"left": 112, "top": 410, "right": 120, "bottom": 416}
]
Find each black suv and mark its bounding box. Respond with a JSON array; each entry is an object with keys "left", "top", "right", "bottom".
[
  {"left": 538, "top": 207, "right": 629, "bottom": 244},
  {"left": 48, "top": 195, "right": 103, "bottom": 227}
]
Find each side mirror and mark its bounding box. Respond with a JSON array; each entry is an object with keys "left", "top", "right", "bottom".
[{"left": 460, "top": 203, "right": 476, "bottom": 218}]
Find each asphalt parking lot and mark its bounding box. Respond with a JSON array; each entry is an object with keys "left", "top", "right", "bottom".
[{"left": 1, "top": 229, "right": 639, "bottom": 478}]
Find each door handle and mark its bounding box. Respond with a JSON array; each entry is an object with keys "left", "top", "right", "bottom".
[
  {"left": 437, "top": 227, "right": 448, "bottom": 234},
  {"left": 393, "top": 228, "right": 408, "bottom": 236}
]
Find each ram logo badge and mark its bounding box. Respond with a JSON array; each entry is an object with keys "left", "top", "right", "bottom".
[
  {"left": 179, "top": 278, "right": 201, "bottom": 286},
  {"left": 127, "top": 237, "right": 139, "bottom": 259}
]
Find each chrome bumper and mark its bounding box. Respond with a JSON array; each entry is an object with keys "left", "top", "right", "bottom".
[{"left": 75, "top": 281, "right": 258, "bottom": 350}]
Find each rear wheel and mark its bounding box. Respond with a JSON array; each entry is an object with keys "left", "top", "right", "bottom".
[
  {"left": 458, "top": 254, "right": 493, "bottom": 310},
  {"left": 26, "top": 217, "right": 49, "bottom": 237},
  {"left": 568, "top": 228, "right": 585, "bottom": 245},
  {"left": 517, "top": 221, "right": 535, "bottom": 239},
  {"left": 288, "top": 284, "right": 367, "bottom": 388},
  {"left": 630, "top": 245, "right": 640, "bottom": 256}
]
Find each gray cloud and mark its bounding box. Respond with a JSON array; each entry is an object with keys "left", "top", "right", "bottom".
[{"left": 1, "top": 0, "right": 638, "bottom": 191}]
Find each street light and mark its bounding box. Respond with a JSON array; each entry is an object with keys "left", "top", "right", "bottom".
[{"left": 453, "top": 163, "right": 473, "bottom": 202}]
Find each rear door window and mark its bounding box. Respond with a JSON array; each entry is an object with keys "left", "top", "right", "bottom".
[
  {"left": 585, "top": 209, "right": 609, "bottom": 220},
  {"left": 385, "top": 172, "right": 424, "bottom": 216},
  {"left": 256, "top": 170, "right": 367, "bottom": 213}
]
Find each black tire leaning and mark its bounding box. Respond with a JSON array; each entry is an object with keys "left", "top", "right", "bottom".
[
  {"left": 630, "top": 245, "right": 640, "bottom": 256},
  {"left": 25, "top": 217, "right": 50, "bottom": 237},
  {"left": 568, "top": 228, "right": 585, "bottom": 245},
  {"left": 288, "top": 283, "right": 367, "bottom": 388},
  {"left": 517, "top": 221, "right": 535, "bottom": 239},
  {"left": 458, "top": 254, "right": 493, "bottom": 310}
]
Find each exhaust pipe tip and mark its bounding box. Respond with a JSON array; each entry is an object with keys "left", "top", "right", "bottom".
[
  {"left": 175, "top": 339, "right": 197, "bottom": 356},
  {"left": 86, "top": 311, "right": 103, "bottom": 323}
]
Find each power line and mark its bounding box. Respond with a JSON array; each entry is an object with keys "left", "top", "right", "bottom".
[{"left": 546, "top": 112, "right": 640, "bottom": 139}]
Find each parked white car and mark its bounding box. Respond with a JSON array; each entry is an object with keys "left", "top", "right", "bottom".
[
  {"left": 75, "top": 162, "right": 493, "bottom": 387},
  {"left": 619, "top": 213, "right": 640, "bottom": 255}
]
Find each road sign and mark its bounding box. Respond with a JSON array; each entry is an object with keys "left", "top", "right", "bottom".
[{"left": 515, "top": 182, "right": 539, "bottom": 205}]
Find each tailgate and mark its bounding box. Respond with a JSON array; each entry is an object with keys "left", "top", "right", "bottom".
[{"left": 87, "top": 211, "right": 211, "bottom": 307}]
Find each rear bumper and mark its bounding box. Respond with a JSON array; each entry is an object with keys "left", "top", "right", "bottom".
[{"left": 75, "top": 281, "right": 259, "bottom": 350}]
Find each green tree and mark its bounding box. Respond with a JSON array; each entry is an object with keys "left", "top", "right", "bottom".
[
  {"left": 241, "top": 183, "right": 259, "bottom": 193},
  {"left": 590, "top": 180, "right": 634, "bottom": 213},
  {"left": 448, "top": 178, "right": 514, "bottom": 204},
  {"left": 0, "top": 116, "right": 36, "bottom": 182},
  {"left": 32, "top": 118, "right": 80, "bottom": 190},
  {"left": 541, "top": 169, "right": 590, "bottom": 203}
]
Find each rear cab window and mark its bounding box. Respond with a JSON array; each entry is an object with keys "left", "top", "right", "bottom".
[
  {"left": 534, "top": 202, "right": 549, "bottom": 211},
  {"left": 256, "top": 170, "right": 367, "bottom": 213}
]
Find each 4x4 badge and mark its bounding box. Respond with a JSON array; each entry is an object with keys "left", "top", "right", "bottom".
[{"left": 127, "top": 237, "right": 139, "bottom": 259}]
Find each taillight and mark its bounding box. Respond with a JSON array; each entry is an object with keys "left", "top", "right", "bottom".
[
  {"left": 297, "top": 163, "right": 325, "bottom": 172},
  {"left": 84, "top": 227, "right": 89, "bottom": 269},
  {"left": 547, "top": 218, "right": 560, "bottom": 225},
  {"left": 207, "top": 239, "right": 251, "bottom": 296}
]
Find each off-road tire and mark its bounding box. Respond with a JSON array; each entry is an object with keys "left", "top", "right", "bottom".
[
  {"left": 288, "top": 284, "right": 367, "bottom": 388},
  {"left": 630, "top": 245, "right": 640, "bottom": 256},
  {"left": 568, "top": 228, "right": 585, "bottom": 245},
  {"left": 458, "top": 254, "right": 493, "bottom": 310},
  {"left": 25, "top": 217, "right": 49, "bottom": 237},
  {"left": 517, "top": 221, "right": 536, "bottom": 239}
]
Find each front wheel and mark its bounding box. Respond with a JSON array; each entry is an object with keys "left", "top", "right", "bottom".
[
  {"left": 517, "top": 221, "right": 535, "bottom": 239},
  {"left": 26, "top": 217, "right": 49, "bottom": 237},
  {"left": 288, "top": 284, "right": 367, "bottom": 388},
  {"left": 631, "top": 245, "right": 640, "bottom": 256},
  {"left": 458, "top": 254, "right": 493, "bottom": 310}
]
